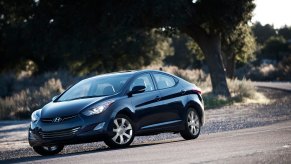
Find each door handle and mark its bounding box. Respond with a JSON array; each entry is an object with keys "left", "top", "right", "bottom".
[{"left": 181, "top": 90, "right": 186, "bottom": 95}]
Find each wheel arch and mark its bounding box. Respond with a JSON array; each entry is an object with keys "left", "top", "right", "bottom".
[
  {"left": 186, "top": 101, "right": 205, "bottom": 126},
  {"left": 106, "top": 107, "right": 135, "bottom": 136},
  {"left": 116, "top": 108, "right": 135, "bottom": 121}
]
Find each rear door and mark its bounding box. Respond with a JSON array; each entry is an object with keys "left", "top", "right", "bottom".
[{"left": 151, "top": 72, "right": 185, "bottom": 126}]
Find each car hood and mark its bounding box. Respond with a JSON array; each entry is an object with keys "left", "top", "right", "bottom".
[{"left": 40, "top": 97, "right": 106, "bottom": 118}]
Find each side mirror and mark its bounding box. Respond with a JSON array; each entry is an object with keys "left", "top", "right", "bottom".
[
  {"left": 128, "top": 85, "right": 146, "bottom": 97},
  {"left": 52, "top": 95, "right": 59, "bottom": 101}
]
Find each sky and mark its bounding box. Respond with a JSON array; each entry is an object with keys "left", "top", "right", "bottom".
[{"left": 253, "top": 0, "right": 291, "bottom": 28}]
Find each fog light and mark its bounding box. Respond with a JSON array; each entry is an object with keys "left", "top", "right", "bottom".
[{"left": 94, "top": 122, "right": 105, "bottom": 131}]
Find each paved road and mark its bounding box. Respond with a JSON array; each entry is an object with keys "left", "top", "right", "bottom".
[
  {"left": 253, "top": 81, "right": 291, "bottom": 92},
  {"left": 7, "top": 120, "right": 291, "bottom": 164}
]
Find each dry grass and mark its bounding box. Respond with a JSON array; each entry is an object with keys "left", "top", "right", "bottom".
[
  {"left": 0, "top": 78, "right": 63, "bottom": 119},
  {"left": 227, "top": 78, "right": 270, "bottom": 105}
]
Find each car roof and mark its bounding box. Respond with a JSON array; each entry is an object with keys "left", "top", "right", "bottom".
[
  {"left": 99, "top": 69, "right": 166, "bottom": 75},
  {"left": 85, "top": 69, "right": 173, "bottom": 81}
]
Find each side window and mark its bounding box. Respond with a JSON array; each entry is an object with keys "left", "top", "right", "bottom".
[
  {"left": 130, "top": 74, "right": 155, "bottom": 92},
  {"left": 153, "top": 73, "right": 176, "bottom": 89}
]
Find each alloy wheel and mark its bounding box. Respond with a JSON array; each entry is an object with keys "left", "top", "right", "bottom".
[
  {"left": 112, "top": 118, "right": 133, "bottom": 145},
  {"left": 187, "top": 110, "right": 200, "bottom": 136}
]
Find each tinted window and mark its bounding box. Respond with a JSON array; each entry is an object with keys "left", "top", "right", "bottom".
[
  {"left": 130, "top": 74, "right": 155, "bottom": 92},
  {"left": 58, "top": 74, "right": 132, "bottom": 101},
  {"left": 153, "top": 73, "right": 176, "bottom": 89}
]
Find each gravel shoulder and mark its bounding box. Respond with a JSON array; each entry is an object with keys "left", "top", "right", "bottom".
[{"left": 1, "top": 87, "right": 291, "bottom": 161}]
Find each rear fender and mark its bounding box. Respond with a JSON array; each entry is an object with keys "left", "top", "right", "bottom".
[{"left": 185, "top": 99, "right": 205, "bottom": 126}]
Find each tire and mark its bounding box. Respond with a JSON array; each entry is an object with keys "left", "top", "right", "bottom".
[
  {"left": 33, "top": 145, "right": 64, "bottom": 156},
  {"left": 180, "top": 108, "right": 201, "bottom": 140},
  {"left": 104, "top": 114, "right": 135, "bottom": 148}
]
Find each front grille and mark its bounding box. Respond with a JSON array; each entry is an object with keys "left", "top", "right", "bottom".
[
  {"left": 41, "top": 115, "right": 77, "bottom": 123},
  {"left": 39, "top": 127, "right": 80, "bottom": 139}
]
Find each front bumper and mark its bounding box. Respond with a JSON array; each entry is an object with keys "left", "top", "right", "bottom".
[{"left": 28, "top": 114, "right": 112, "bottom": 147}]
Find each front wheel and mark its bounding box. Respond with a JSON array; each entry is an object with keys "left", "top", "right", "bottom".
[
  {"left": 33, "top": 145, "right": 64, "bottom": 156},
  {"left": 180, "top": 108, "right": 201, "bottom": 140},
  {"left": 104, "top": 114, "right": 135, "bottom": 148}
]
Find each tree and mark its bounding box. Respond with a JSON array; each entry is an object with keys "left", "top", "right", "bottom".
[
  {"left": 252, "top": 22, "right": 276, "bottom": 45},
  {"left": 1, "top": 0, "right": 256, "bottom": 97},
  {"left": 105, "top": 0, "right": 255, "bottom": 96},
  {"left": 222, "top": 24, "right": 256, "bottom": 78},
  {"left": 163, "top": 34, "right": 204, "bottom": 69},
  {"left": 278, "top": 26, "right": 291, "bottom": 40},
  {"left": 260, "top": 36, "right": 289, "bottom": 61},
  {"left": 1, "top": 0, "right": 174, "bottom": 74},
  {"left": 0, "top": 0, "right": 34, "bottom": 71}
]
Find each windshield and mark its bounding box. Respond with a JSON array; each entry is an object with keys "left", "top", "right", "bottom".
[{"left": 57, "top": 73, "right": 132, "bottom": 101}]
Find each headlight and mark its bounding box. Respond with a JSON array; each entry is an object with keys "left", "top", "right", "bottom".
[
  {"left": 82, "top": 100, "right": 115, "bottom": 116},
  {"left": 31, "top": 110, "right": 40, "bottom": 122}
]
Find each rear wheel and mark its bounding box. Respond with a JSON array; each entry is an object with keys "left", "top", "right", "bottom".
[
  {"left": 180, "top": 108, "right": 201, "bottom": 140},
  {"left": 104, "top": 114, "right": 135, "bottom": 148},
  {"left": 33, "top": 145, "right": 64, "bottom": 156}
]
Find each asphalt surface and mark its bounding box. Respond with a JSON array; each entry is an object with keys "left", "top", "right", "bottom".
[
  {"left": 1, "top": 84, "right": 291, "bottom": 163},
  {"left": 253, "top": 81, "right": 291, "bottom": 92},
  {"left": 7, "top": 120, "right": 291, "bottom": 164}
]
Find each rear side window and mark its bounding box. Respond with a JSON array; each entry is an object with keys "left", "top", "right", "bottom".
[{"left": 153, "top": 73, "right": 176, "bottom": 89}]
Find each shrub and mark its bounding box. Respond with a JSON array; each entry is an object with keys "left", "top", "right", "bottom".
[
  {"left": 278, "top": 55, "right": 291, "bottom": 79},
  {"left": 0, "top": 78, "right": 64, "bottom": 119},
  {"left": 204, "top": 78, "right": 266, "bottom": 109},
  {"left": 0, "top": 70, "right": 93, "bottom": 120},
  {"left": 235, "top": 55, "right": 291, "bottom": 81},
  {"left": 227, "top": 78, "right": 256, "bottom": 101},
  {"left": 203, "top": 93, "right": 232, "bottom": 109},
  {"left": 0, "top": 73, "right": 16, "bottom": 97}
]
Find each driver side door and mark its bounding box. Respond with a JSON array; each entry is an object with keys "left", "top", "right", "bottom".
[{"left": 129, "top": 73, "right": 162, "bottom": 132}]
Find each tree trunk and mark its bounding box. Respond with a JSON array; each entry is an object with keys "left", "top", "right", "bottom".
[
  {"left": 187, "top": 29, "right": 231, "bottom": 97},
  {"left": 225, "top": 53, "right": 235, "bottom": 78},
  {"left": 222, "top": 50, "right": 235, "bottom": 78}
]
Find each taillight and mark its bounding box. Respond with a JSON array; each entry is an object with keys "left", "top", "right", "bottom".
[{"left": 193, "top": 89, "right": 202, "bottom": 95}]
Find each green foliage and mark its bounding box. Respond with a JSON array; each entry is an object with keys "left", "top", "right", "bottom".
[
  {"left": 222, "top": 24, "right": 256, "bottom": 63},
  {"left": 278, "top": 26, "right": 291, "bottom": 40},
  {"left": 0, "top": 0, "right": 255, "bottom": 97},
  {"left": 195, "top": 0, "right": 255, "bottom": 34},
  {"left": 236, "top": 25, "right": 256, "bottom": 63},
  {"left": 260, "top": 36, "right": 289, "bottom": 60},
  {"left": 163, "top": 34, "right": 204, "bottom": 69},
  {"left": 0, "top": 0, "right": 255, "bottom": 74},
  {"left": 203, "top": 94, "right": 232, "bottom": 109},
  {"left": 252, "top": 22, "right": 277, "bottom": 45},
  {"left": 251, "top": 23, "right": 291, "bottom": 77},
  {"left": 278, "top": 56, "right": 291, "bottom": 79},
  {"left": 240, "top": 56, "right": 291, "bottom": 81}
]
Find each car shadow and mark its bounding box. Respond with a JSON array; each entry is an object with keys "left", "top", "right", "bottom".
[{"left": 2, "top": 138, "right": 184, "bottom": 163}]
